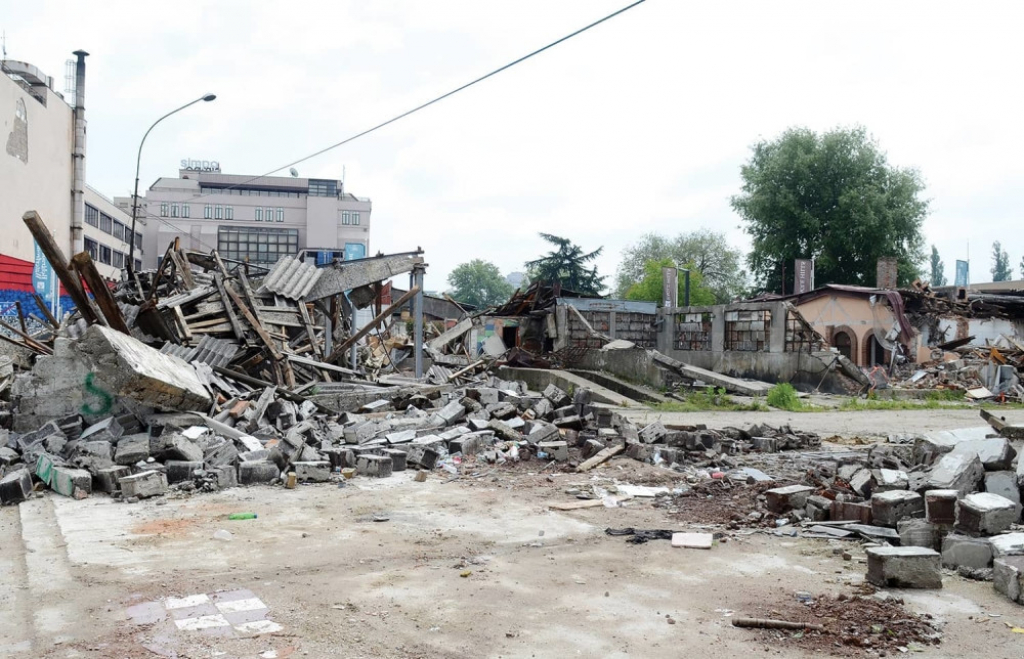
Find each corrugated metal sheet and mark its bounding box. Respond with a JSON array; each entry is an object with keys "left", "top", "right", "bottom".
[
  {"left": 259, "top": 255, "right": 323, "bottom": 301},
  {"left": 556, "top": 297, "right": 657, "bottom": 314},
  {"left": 159, "top": 335, "right": 239, "bottom": 368}
]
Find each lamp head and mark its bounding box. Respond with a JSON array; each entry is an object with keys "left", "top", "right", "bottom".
[{"left": 202, "top": 93, "right": 217, "bottom": 102}]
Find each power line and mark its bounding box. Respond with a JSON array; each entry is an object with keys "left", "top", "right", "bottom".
[{"left": 181, "top": 0, "right": 646, "bottom": 200}]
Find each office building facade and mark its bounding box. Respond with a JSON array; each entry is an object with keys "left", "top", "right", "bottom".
[
  {"left": 83, "top": 186, "right": 141, "bottom": 279},
  {"left": 141, "top": 167, "right": 371, "bottom": 269}
]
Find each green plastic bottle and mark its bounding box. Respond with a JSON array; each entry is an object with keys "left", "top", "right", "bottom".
[{"left": 228, "top": 512, "right": 257, "bottom": 520}]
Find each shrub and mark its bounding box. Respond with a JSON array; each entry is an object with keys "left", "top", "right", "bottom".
[{"left": 767, "top": 383, "right": 801, "bottom": 411}]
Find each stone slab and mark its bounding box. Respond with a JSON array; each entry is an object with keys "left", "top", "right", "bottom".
[{"left": 866, "top": 546, "right": 942, "bottom": 589}]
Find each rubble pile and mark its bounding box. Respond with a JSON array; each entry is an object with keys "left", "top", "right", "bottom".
[
  {"left": 894, "top": 338, "right": 1024, "bottom": 399},
  {"left": 743, "top": 590, "right": 943, "bottom": 656}
]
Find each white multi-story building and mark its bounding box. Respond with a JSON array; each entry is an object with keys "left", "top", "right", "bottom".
[
  {"left": 140, "top": 166, "right": 371, "bottom": 269},
  {"left": 83, "top": 186, "right": 140, "bottom": 279}
]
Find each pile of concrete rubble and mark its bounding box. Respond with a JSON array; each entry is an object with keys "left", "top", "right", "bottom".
[{"left": 746, "top": 411, "right": 1024, "bottom": 605}]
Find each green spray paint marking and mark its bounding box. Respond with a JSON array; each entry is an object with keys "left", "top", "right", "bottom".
[{"left": 80, "top": 372, "right": 114, "bottom": 416}]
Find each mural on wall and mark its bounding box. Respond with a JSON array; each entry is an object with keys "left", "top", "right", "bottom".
[{"left": 6, "top": 97, "right": 28, "bottom": 163}]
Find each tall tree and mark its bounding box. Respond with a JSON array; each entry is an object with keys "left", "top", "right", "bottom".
[
  {"left": 991, "top": 241, "right": 1013, "bottom": 282},
  {"left": 615, "top": 230, "right": 746, "bottom": 303},
  {"left": 446, "top": 259, "right": 514, "bottom": 308},
  {"left": 731, "top": 126, "right": 928, "bottom": 293},
  {"left": 929, "top": 245, "right": 947, "bottom": 286},
  {"left": 623, "top": 258, "right": 716, "bottom": 306},
  {"left": 524, "top": 233, "right": 604, "bottom": 295}
]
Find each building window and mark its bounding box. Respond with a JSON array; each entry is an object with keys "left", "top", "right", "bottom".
[
  {"left": 215, "top": 205, "right": 223, "bottom": 219},
  {"left": 84, "top": 237, "right": 98, "bottom": 260},
  {"left": 276, "top": 208, "right": 284, "bottom": 222},
  {"left": 160, "top": 203, "right": 168, "bottom": 217},
  {"left": 308, "top": 179, "right": 337, "bottom": 197},
  {"left": 225, "top": 206, "right": 233, "bottom": 220},
  {"left": 171, "top": 204, "right": 179, "bottom": 218},
  {"left": 135, "top": 259, "right": 142, "bottom": 272},
  {"left": 352, "top": 212, "right": 360, "bottom": 226},
  {"left": 217, "top": 226, "right": 299, "bottom": 264},
  {"left": 113, "top": 251, "right": 125, "bottom": 268},
  {"left": 265, "top": 207, "right": 273, "bottom": 223},
  {"left": 342, "top": 212, "right": 350, "bottom": 225},
  {"left": 85, "top": 204, "right": 100, "bottom": 227},
  {"left": 99, "top": 213, "right": 112, "bottom": 234},
  {"left": 135, "top": 232, "right": 142, "bottom": 250},
  {"left": 182, "top": 204, "right": 190, "bottom": 218},
  {"left": 204, "top": 204, "right": 212, "bottom": 219},
  {"left": 99, "top": 245, "right": 112, "bottom": 265},
  {"left": 113, "top": 221, "right": 125, "bottom": 241},
  {"left": 255, "top": 207, "right": 263, "bottom": 221}
]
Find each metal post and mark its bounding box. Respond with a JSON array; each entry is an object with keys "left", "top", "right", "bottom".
[
  {"left": 683, "top": 269, "right": 691, "bottom": 307},
  {"left": 349, "top": 300, "right": 358, "bottom": 370},
  {"left": 128, "top": 93, "right": 216, "bottom": 276},
  {"left": 412, "top": 265, "right": 425, "bottom": 378}
]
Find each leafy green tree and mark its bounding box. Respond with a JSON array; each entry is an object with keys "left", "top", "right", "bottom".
[
  {"left": 446, "top": 259, "right": 514, "bottom": 308},
  {"left": 615, "top": 230, "right": 746, "bottom": 303},
  {"left": 929, "top": 245, "right": 947, "bottom": 286},
  {"left": 524, "top": 233, "right": 604, "bottom": 295},
  {"left": 731, "top": 126, "right": 928, "bottom": 293},
  {"left": 623, "top": 258, "right": 716, "bottom": 306},
  {"left": 991, "top": 241, "right": 1013, "bottom": 282}
]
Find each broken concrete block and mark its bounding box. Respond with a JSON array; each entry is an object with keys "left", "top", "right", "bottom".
[
  {"left": 805, "top": 495, "right": 831, "bottom": 522},
  {"left": 993, "top": 556, "right": 1024, "bottom": 603},
  {"left": 357, "top": 454, "right": 393, "bottom": 478},
  {"left": 639, "top": 421, "right": 668, "bottom": 444},
  {"left": 849, "top": 468, "right": 877, "bottom": 497},
  {"left": 382, "top": 449, "right": 407, "bottom": 472},
  {"left": 924, "top": 489, "right": 958, "bottom": 525},
  {"left": 95, "top": 465, "right": 131, "bottom": 493},
  {"left": 941, "top": 533, "right": 994, "bottom": 569},
  {"left": 211, "top": 465, "right": 237, "bottom": 489},
  {"left": 165, "top": 460, "right": 204, "bottom": 484},
  {"left": 115, "top": 434, "right": 150, "bottom": 465},
  {"left": 119, "top": 470, "right": 168, "bottom": 498},
  {"left": 488, "top": 419, "right": 525, "bottom": 443},
  {"left": 436, "top": 400, "right": 467, "bottom": 426},
  {"left": 536, "top": 441, "right": 568, "bottom": 461},
  {"left": 871, "top": 490, "right": 924, "bottom": 527},
  {"left": 203, "top": 439, "right": 239, "bottom": 469},
  {"left": 51, "top": 466, "right": 92, "bottom": 498},
  {"left": 79, "top": 417, "right": 124, "bottom": 443},
  {"left": 953, "top": 437, "right": 1016, "bottom": 471},
  {"left": 34, "top": 452, "right": 60, "bottom": 485},
  {"left": 526, "top": 423, "right": 559, "bottom": 445},
  {"left": 990, "top": 533, "right": 1024, "bottom": 558},
  {"left": 830, "top": 500, "right": 873, "bottom": 524},
  {"left": 956, "top": 492, "right": 1017, "bottom": 536},
  {"left": 487, "top": 402, "right": 518, "bottom": 420},
  {"left": 553, "top": 415, "right": 583, "bottom": 430},
  {"left": 448, "top": 435, "right": 481, "bottom": 457},
  {"left": 873, "top": 469, "right": 909, "bottom": 491},
  {"left": 76, "top": 325, "right": 212, "bottom": 411},
  {"left": 158, "top": 434, "right": 204, "bottom": 463},
  {"left": 924, "top": 452, "right": 984, "bottom": 497},
  {"left": 671, "top": 532, "right": 713, "bottom": 549},
  {"left": 914, "top": 427, "right": 989, "bottom": 465},
  {"left": 542, "top": 384, "right": 570, "bottom": 408},
  {"left": 984, "top": 471, "right": 1022, "bottom": 520},
  {"left": 765, "top": 485, "right": 814, "bottom": 514},
  {"left": 238, "top": 461, "right": 279, "bottom": 485},
  {"left": 898, "top": 519, "right": 937, "bottom": 549},
  {"left": 866, "top": 546, "right": 942, "bottom": 589},
  {"left": 531, "top": 397, "right": 554, "bottom": 419},
  {"left": 0, "top": 468, "right": 32, "bottom": 505},
  {"left": 293, "top": 461, "right": 331, "bottom": 482},
  {"left": 751, "top": 437, "right": 778, "bottom": 453},
  {"left": 404, "top": 445, "right": 439, "bottom": 470},
  {"left": 0, "top": 446, "right": 18, "bottom": 467}
]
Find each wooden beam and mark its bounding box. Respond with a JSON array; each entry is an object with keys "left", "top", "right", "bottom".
[
  {"left": 328, "top": 286, "right": 420, "bottom": 363},
  {"left": 32, "top": 294, "right": 59, "bottom": 328},
  {"left": 213, "top": 273, "right": 247, "bottom": 344},
  {"left": 70, "top": 252, "right": 131, "bottom": 334},
  {"left": 225, "top": 283, "right": 283, "bottom": 361},
  {"left": 0, "top": 319, "right": 53, "bottom": 354},
  {"left": 22, "top": 210, "right": 99, "bottom": 324}
]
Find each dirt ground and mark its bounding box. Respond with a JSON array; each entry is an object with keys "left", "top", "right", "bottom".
[{"left": 2, "top": 410, "right": 1024, "bottom": 659}]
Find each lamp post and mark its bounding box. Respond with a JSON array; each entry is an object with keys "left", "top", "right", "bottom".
[{"left": 128, "top": 93, "right": 216, "bottom": 277}]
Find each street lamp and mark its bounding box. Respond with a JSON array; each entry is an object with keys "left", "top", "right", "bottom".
[{"left": 128, "top": 93, "right": 216, "bottom": 277}]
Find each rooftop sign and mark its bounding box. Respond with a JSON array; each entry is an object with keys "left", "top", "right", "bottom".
[{"left": 181, "top": 158, "right": 221, "bottom": 172}]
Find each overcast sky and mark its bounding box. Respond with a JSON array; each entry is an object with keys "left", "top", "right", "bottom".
[{"left": 4, "top": 1, "right": 1023, "bottom": 290}]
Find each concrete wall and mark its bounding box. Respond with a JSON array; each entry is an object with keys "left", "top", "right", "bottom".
[
  {"left": 1, "top": 70, "right": 74, "bottom": 262},
  {"left": 794, "top": 293, "right": 895, "bottom": 367}
]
